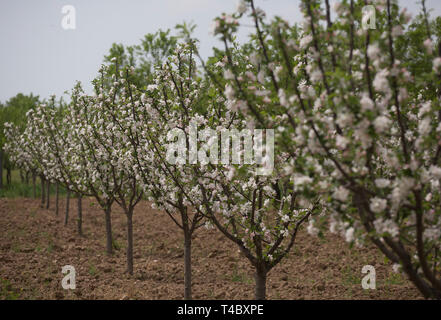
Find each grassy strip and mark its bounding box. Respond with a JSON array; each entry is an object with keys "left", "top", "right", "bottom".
[{"left": 0, "top": 169, "right": 67, "bottom": 198}]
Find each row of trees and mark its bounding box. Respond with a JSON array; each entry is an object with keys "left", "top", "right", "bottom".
[
  {"left": 3, "top": 0, "right": 441, "bottom": 299},
  {"left": 0, "top": 93, "right": 40, "bottom": 189}
]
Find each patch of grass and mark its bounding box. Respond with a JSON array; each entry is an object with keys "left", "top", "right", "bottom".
[
  {"left": 0, "top": 181, "right": 37, "bottom": 198},
  {"left": 145, "top": 244, "right": 156, "bottom": 256},
  {"left": 384, "top": 272, "right": 405, "bottom": 286},
  {"left": 344, "top": 288, "right": 355, "bottom": 299},
  {"left": 0, "top": 278, "right": 21, "bottom": 300},
  {"left": 47, "top": 242, "right": 54, "bottom": 253},
  {"left": 11, "top": 243, "right": 20, "bottom": 253},
  {"left": 89, "top": 264, "right": 97, "bottom": 276},
  {"left": 341, "top": 266, "right": 362, "bottom": 286},
  {"left": 112, "top": 238, "right": 122, "bottom": 251},
  {"left": 229, "top": 265, "right": 253, "bottom": 284},
  {"left": 85, "top": 247, "right": 94, "bottom": 255},
  {"left": 207, "top": 288, "right": 215, "bottom": 298},
  {"left": 0, "top": 170, "right": 67, "bottom": 198}
]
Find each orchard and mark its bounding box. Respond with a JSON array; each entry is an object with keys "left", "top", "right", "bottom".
[{"left": 1, "top": 0, "right": 441, "bottom": 300}]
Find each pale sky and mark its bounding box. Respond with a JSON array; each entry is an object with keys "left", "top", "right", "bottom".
[{"left": 1, "top": 0, "right": 440, "bottom": 103}]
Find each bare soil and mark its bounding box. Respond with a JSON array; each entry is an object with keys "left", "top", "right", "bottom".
[{"left": 0, "top": 197, "right": 422, "bottom": 300}]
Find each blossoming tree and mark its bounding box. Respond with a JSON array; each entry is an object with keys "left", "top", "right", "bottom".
[{"left": 217, "top": 0, "right": 441, "bottom": 298}]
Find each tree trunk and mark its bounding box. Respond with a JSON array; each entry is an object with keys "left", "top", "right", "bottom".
[
  {"left": 77, "top": 194, "right": 83, "bottom": 236},
  {"left": 6, "top": 167, "right": 11, "bottom": 185},
  {"left": 254, "top": 267, "right": 267, "bottom": 300},
  {"left": 46, "top": 181, "right": 50, "bottom": 209},
  {"left": 126, "top": 212, "right": 134, "bottom": 275},
  {"left": 40, "top": 176, "right": 45, "bottom": 208},
  {"left": 104, "top": 206, "right": 113, "bottom": 255},
  {"left": 0, "top": 148, "right": 3, "bottom": 189},
  {"left": 64, "top": 189, "right": 70, "bottom": 226},
  {"left": 55, "top": 183, "right": 59, "bottom": 216},
  {"left": 32, "top": 174, "right": 36, "bottom": 198},
  {"left": 183, "top": 230, "right": 192, "bottom": 300},
  {"left": 25, "top": 171, "right": 29, "bottom": 185},
  {"left": 20, "top": 170, "right": 24, "bottom": 183}
]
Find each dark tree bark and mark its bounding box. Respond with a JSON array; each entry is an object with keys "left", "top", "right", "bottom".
[
  {"left": 40, "top": 176, "right": 45, "bottom": 208},
  {"left": 183, "top": 229, "right": 192, "bottom": 300},
  {"left": 126, "top": 211, "right": 134, "bottom": 275},
  {"left": 77, "top": 194, "right": 83, "bottom": 236},
  {"left": 46, "top": 181, "right": 50, "bottom": 209},
  {"left": 0, "top": 148, "right": 3, "bottom": 189},
  {"left": 6, "top": 167, "right": 11, "bottom": 185},
  {"left": 32, "top": 174, "right": 36, "bottom": 198},
  {"left": 254, "top": 267, "right": 267, "bottom": 300},
  {"left": 64, "top": 189, "right": 70, "bottom": 226},
  {"left": 25, "top": 171, "right": 29, "bottom": 185},
  {"left": 55, "top": 183, "right": 59, "bottom": 216},
  {"left": 177, "top": 202, "right": 194, "bottom": 300},
  {"left": 104, "top": 206, "right": 113, "bottom": 255}
]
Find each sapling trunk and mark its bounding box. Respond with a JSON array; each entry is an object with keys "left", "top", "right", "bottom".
[
  {"left": 183, "top": 230, "right": 192, "bottom": 300},
  {"left": 104, "top": 206, "right": 113, "bottom": 255},
  {"left": 55, "top": 183, "right": 59, "bottom": 216},
  {"left": 40, "top": 176, "right": 45, "bottom": 208},
  {"left": 32, "top": 174, "right": 36, "bottom": 198},
  {"left": 46, "top": 181, "right": 50, "bottom": 209},
  {"left": 126, "top": 211, "right": 134, "bottom": 275},
  {"left": 64, "top": 189, "right": 70, "bottom": 226},
  {"left": 6, "top": 167, "right": 11, "bottom": 185},
  {"left": 25, "top": 171, "right": 29, "bottom": 185},
  {"left": 20, "top": 170, "right": 24, "bottom": 183},
  {"left": 254, "top": 267, "right": 267, "bottom": 300},
  {"left": 77, "top": 194, "right": 83, "bottom": 236}
]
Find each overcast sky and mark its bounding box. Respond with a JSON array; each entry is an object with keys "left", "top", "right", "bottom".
[{"left": 1, "top": 0, "right": 440, "bottom": 103}]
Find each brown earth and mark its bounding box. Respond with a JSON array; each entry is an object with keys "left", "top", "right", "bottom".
[{"left": 0, "top": 197, "right": 422, "bottom": 300}]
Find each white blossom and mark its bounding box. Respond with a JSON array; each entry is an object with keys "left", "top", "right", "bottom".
[{"left": 369, "top": 197, "right": 387, "bottom": 213}]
